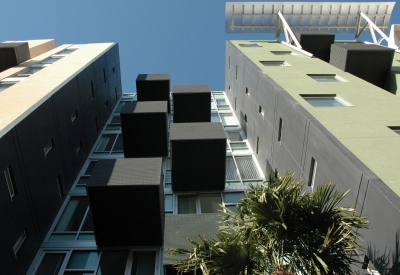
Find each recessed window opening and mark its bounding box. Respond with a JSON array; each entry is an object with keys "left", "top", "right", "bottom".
[
  {"left": 42, "top": 57, "right": 63, "bottom": 64},
  {"left": 44, "top": 139, "right": 53, "bottom": 157},
  {"left": 234, "top": 97, "right": 236, "bottom": 111},
  {"left": 13, "top": 229, "right": 27, "bottom": 256},
  {"left": 1, "top": 77, "right": 28, "bottom": 83},
  {"left": 95, "top": 117, "right": 99, "bottom": 134},
  {"left": 103, "top": 68, "right": 106, "bottom": 83},
  {"left": 308, "top": 158, "right": 317, "bottom": 188},
  {"left": 17, "top": 66, "right": 45, "bottom": 76},
  {"left": 76, "top": 141, "right": 82, "bottom": 154},
  {"left": 259, "top": 105, "right": 264, "bottom": 116},
  {"left": 112, "top": 67, "right": 115, "bottom": 74},
  {"left": 307, "top": 74, "right": 347, "bottom": 82},
  {"left": 260, "top": 61, "right": 290, "bottom": 66},
  {"left": 301, "top": 94, "right": 351, "bottom": 107},
  {"left": 271, "top": 51, "right": 294, "bottom": 55},
  {"left": 245, "top": 87, "right": 250, "bottom": 95},
  {"left": 71, "top": 110, "right": 78, "bottom": 123},
  {"left": 256, "top": 136, "right": 260, "bottom": 154},
  {"left": 239, "top": 43, "right": 261, "bottom": 47},
  {"left": 56, "top": 175, "right": 63, "bottom": 198},
  {"left": 278, "top": 118, "right": 283, "bottom": 142},
  {"left": 235, "top": 65, "right": 238, "bottom": 80},
  {"left": 229, "top": 56, "right": 230, "bottom": 69},
  {"left": 244, "top": 114, "right": 247, "bottom": 122},
  {"left": 4, "top": 166, "right": 17, "bottom": 201},
  {"left": 0, "top": 82, "right": 16, "bottom": 92},
  {"left": 90, "top": 81, "right": 95, "bottom": 98},
  {"left": 104, "top": 100, "right": 108, "bottom": 108},
  {"left": 388, "top": 126, "right": 400, "bottom": 135}
]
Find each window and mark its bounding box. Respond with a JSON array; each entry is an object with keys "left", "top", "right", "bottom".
[
  {"left": 229, "top": 56, "right": 230, "bottom": 69},
  {"left": 74, "top": 161, "right": 97, "bottom": 191},
  {"left": 0, "top": 82, "right": 16, "bottom": 92},
  {"left": 235, "top": 156, "right": 261, "bottom": 180},
  {"left": 90, "top": 80, "right": 95, "bottom": 98},
  {"left": 235, "top": 65, "right": 238, "bottom": 80},
  {"left": 41, "top": 57, "right": 62, "bottom": 64},
  {"left": 234, "top": 97, "right": 236, "bottom": 111},
  {"left": 71, "top": 110, "right": 78, "bottom": 123},
  {"left": 307, "top": 74, "right": 347, "bottom": 82},
  {"left": 229, "top": 142, "right": 250, "bottom": 153},
  {"left": 76, "top": 141, "right": 82, "bottom": 153},
  {"left": 4, "top": 166, "right": 17, "bottom": 201},
  {"left": 16, "top": 66, "right": 46, "bottom": 76},
  {"left": 260, "top": 61, "right": 290, "bottom": 66},
  {"left": 301, "top": 94, "right": 351, "bottom": 107},
  {"left": 220, "top": 114, "right": 238, "bottom": 127},
  {"left": 165, "top": 194, "right": 173, "bottom": 214},
  {"left": 223, "top": 192, "right": 244, "bottom": 212},
  {"left": 13, "top": 229, "right": 27, "bottom": 256},
  {"left": 95, "top": 117, "right": 99, "bottom": 134},
  {"left": 388, "top": 126, "right": 400, "bottom": 135},
  {"left": 112, "top": 67, "right": 116, "bottom": 74},
  {"left": 103, "top": 68, "right": 106, "bottom": 83},
  {"left": 165, "top": 158, "right": 171, "bottom": 189},
  {"left": 34, "top": 252, "right": 66, "bottom": 274},
  {"left": 239, "top": 43, "right": 261, "bottom": 47},
  {"left": 227, "top": 131, "right": 243, "bottom": 141},
  {"left": 56, "top": 175, "right": 63, "bottom": 198},
  {"left": 104, "top": 100, "right": 109, "bottom": 108},
  {"left": 259, "top": 105, "right": 264, "bottom": 116},
  {"left": 244, "top": 114, "right": 247, "bottom": 122},
  {"left": 256, "top": 136, "right": 260, "bottom": 154},
  {"left": 245, "top": 87, "right": 250, "bottom": 95},
  {"left": 93, "top": 134, "right": 124, "bottom": 156},
  {"left": 44, "top": 139, "right": 53, "bottom": 157},
  {"left": 270, "top": 51, "right": 294, "bottom": 55},
  {"left": 278, "top": 118, "right": 283, "bottom": 142},
  {"left": 308, "top": 158, "right": 317, "bottom": 188},
  {"left": 176, "top": 193, "right": 244, "bottom": 214}
]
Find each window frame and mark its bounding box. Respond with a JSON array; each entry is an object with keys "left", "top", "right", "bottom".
[{"left": 4, "top": 166, "right": 17, "bottom": 201}]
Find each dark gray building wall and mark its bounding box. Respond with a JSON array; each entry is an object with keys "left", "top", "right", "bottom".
[
  {"left": 0, "top": 44, "right": 122, "bottom": 274},
  {"left": 225, "top": 41, "right": 400, "bottom": 270}
]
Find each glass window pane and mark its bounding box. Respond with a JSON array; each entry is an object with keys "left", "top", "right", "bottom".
[
  {"left": 178, "top": 196, "right": 196, "bottom": 214},
  {"left": 131, "top": 252, "right": 156, "bottom": 275},
  {"left": 303, "top": 97, "right": 349, "bottom": 107},
  {"left": 0, "top": 83, "right": 15, "bottom": 92},
  {"left": 165, "top": 171, "right": 171, "bottom": 182},
  {"left": 77, "top": 234, "right": 95, "bottom": 241},
  {"left": 55, "top": 197, "right": 89, "bottom": 232},
  {"left": 223, "top": 192, "right": 244, "bottom": 204},
  {"left": 42, "top": 57, "right": 61, "bottom": 64},
  {"left": 81, "top": 210, "right": 94, "bottom": 231},
  {"left": 112, "top": 135, "right": 123, "bottom": 151},
  {"left": 49, "top": 233, "right": 76, "bottom": 241},
  {"left": 95, "top": 135, "right": 116, "bottom": 152},
  {"left": 97, "top": 250, "right": 129, "bottom": 275},
  {"left": 111, "top": 116, "right": 121, "bottom": 124},
  {"left": 35, "top": 253, "right": 66, "bottom": 275},
  {"left": 226, "top": 157, "right": 240, "bottom": 181},
  {"left": 165, "top": 194, "right": 173, "bottom": 211},
  {"left": 226, "top": 205, "right": 239, "bottom": 212},
  {"left": 227, "top": 131, "right": 243, "bottom": 141},
  {"left": 199, "top": 194, "right": 222, "bottom": 213},
  {"left": 166, "top": 158, "right": 171, "bottom": 169},
  {"left": 220, "top": 114, "right": 237, "bottom": 126},
  {"left": 211, "top": 113, "right": 220, "bottom": 122},
  {"left": 67, "top": 251, "right": 99, "bottom": 270},
  {"left": 84, "top": 161, "right": 97, "bottom": 176},
  {"left": 235, "top": 156, "right": 261, "bottom": 180}
]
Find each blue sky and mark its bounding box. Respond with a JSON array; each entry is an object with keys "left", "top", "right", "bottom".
[{"left": 1, "top": 0, "right": 399, "bottom": 92}]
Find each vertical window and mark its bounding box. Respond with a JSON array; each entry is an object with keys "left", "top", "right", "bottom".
[
  {"left": 71, "top": 110, "right": 78, "bottom": 123},
  {"left": 259, "top": 105, "right": 264, "bottom": 116},
  {"left": 256, "top": 136, "right": 260, "bottom": 154},
  {"left": 104, "top": 100, "right": 108, "bottom": 108},
  {"left": 4, "top": 166, "right": 17, "bottom": 201},
  {"left": 103, "top": 68, "right": 106, "bottom": 83},
  {"left": 245, "top": 87, "right": 249, "bottom": 95},
  {"left": 199, "top": 194, "right": 222, "bottom": 213},
  {"left": 76, "top": 141, "right": 82, "bottom": 153},
  {"left": 235, "top": 65, "right": 238, "bottom": 80},
  {"left": 178, "top": 195, "right": 196, "bottom": 214},
  {"left": 244, "top": 114, "right": 247, "bottom": 122},
  {"left": 13, "top": 229, "right": 27, "bottom": 256},
  {"left": 56, "top": 175, "right": 63, "bottom": 198},
  {"left": 44, "top": 139, "right": 53, "bottom": 157},
  {"left": 112, "top": 67, "right": 116, "bottom": 74},
  {"left": 278, "top": 118, "right": 283, "bottom": 142},
  {"left": 234, "top": 97, "right": 236, "bottom": 111},
  {"left": 90, "top": 80, "right": 94, "bottom": 98},
  {"left": 229, "top": 56, "right": 230, "bottom": 69},
  {"left": 308, "top": 158, "right": 317, "bottom": 187}
]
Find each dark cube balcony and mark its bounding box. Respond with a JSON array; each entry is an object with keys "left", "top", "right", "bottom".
[
  {"left": 170, "top": 122, "right": 226, "bottom": 191},
  {"left": 120, "top": 101, "right": 168, "bottom": 158},
  {"left": 86, "top": 158, "right": 164, "bottom": 247},
  {"left": 330, "top": 43, "right": 394, "bottom": 89},
  {"left": 136, "top": 74, "right": 170, "bottom": 113},
  {"left": 0, "top": 42, "right": 31, "bottom": 72},
  {"left": 172, "top": 84, "right": 211, "bottom": 123},
  {"left": 294, "top": 31, "right": 335, "bottom": 62}
]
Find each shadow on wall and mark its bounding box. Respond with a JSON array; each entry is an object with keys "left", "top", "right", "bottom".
[{"left": 367, "top": 229, "right": 400, "bottom": 275}]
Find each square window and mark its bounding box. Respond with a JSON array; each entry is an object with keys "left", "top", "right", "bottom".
[
  {"left": 0, "top": 82, "right": 15, "bottom": 92},
  {"left": 270, "top": 51, "right": 294, "bottom": 55},
  {"left": 239, "top": 43, "right": 261, "bottom": 47},
  {"left": 307, "top": 74, "right": 347, "bottom": 82},
  {"left": 260, "top": 61, "right": 290, "bottom": 66},
  {"left": 301, "top": 94, "right": 351, "bottom": 107},
  {"left": 245, "top": 87, "right": 250, "bottom": 95}
]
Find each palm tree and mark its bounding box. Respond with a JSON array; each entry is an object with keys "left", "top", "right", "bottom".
[{"left": 170, "top": 172, "right": 370, "bottom": 275}]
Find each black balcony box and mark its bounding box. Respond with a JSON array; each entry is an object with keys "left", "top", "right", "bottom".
[
  {"left": 136, "top": 74, "right": 170, "bottom": 113},
  {"left": 86, "top": 158, "right": 164, "bottom": 247},
  {"left": 0, "top": 42, "right": 30, "bottom": 72},
  {"left": 172, "top": 84, "right": 211, "bottom": 123},
  {"left": 294, "top": 31, "right": 335, "bottom": 62},
  {"left": 120, "top": 101, "right": 168, "bottom": 158},
  {"left": 170, "top": 122, "right": 226, "bottom": 191}
]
